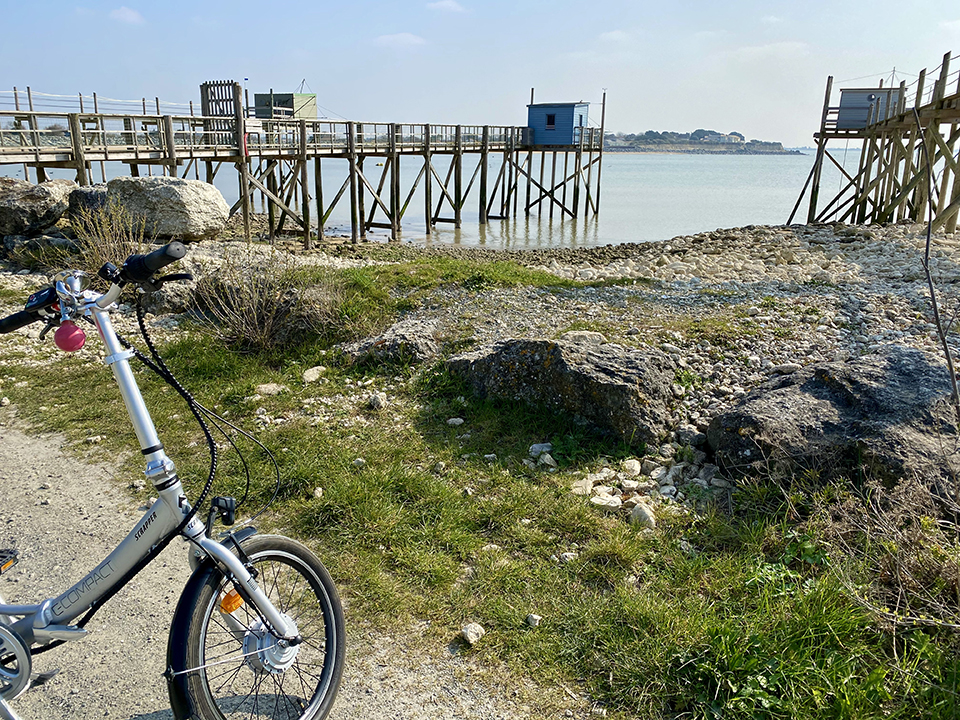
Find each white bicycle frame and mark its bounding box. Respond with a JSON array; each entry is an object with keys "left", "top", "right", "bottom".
[{"left": 0, "top": 276, "right": 298, "bottom": 705}]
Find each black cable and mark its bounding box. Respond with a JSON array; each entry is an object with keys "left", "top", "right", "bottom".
[{"left": 125, "top": 300, "right": 281, "bottom": 521}]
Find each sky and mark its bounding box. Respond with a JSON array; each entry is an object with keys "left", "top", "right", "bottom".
[{"left": 1, "top": 0, "right": 959, "bottom": 148}]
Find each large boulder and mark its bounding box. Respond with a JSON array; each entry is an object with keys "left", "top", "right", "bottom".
[
  {"left": 338, "top": 318, "right": 440, "bottom": 365},
  {"left": 0, "top": 177, "right": 76, "bottom": 236},
  {"left": 446, "top": 339, "right": 675, "bottom": 448},
  {"left": 68, "top": 184, "right": 108, "bottom": 218},
  {"left": 707, "top": 345, "right": 957, "bottom": 485},
  {"left": 107, "top": 176, "right": 229, "bottom": 241}
]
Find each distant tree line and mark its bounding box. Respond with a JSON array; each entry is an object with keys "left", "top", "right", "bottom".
[{"left": 603, "top": 128, "right": 791, "bottom": 153}]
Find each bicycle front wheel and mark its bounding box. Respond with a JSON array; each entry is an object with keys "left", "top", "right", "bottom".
[{"left": 182, "top": 535, "right": 345, "bottom": 720}]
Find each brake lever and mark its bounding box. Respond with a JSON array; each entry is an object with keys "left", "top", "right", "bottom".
[
  {"left": 38, "top": 319, "right": 59, "bottom": 341},
  {"left": 139, "top": 273, "right": 194, "bottom": 294}
]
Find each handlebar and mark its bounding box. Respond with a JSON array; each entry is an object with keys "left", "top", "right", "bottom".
[
  {"left": 120, "top": 242, "right": 187, "bottom": 284},
  {"left": 0, "top": 241, "right": 188, "bottom": 334},
  {"left": 0, "top": 310, "right": 38, "bottom": 334}
]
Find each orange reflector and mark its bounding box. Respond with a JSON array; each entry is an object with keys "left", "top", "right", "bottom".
[
  {"left": 1, "top": 560, "right": 12, "bottom": 572},
  {"left": 220, "top": 589, "right": 244, "bottom": 614}
]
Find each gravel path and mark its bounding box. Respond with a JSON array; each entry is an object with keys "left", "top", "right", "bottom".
[{"left": 0, "top": 418, "right": 574, "bottom": 720}]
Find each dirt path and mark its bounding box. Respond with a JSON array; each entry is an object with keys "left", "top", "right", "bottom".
[{"left": 0, "top": 417, "right": 575, "bottom": 720}]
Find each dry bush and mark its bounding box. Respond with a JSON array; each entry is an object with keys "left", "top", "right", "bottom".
[
  {"left": 810, "top": 476, "right": 960, "bottom": 631},
  {"left": 7, "top": 203, "right": 147, "bottom": 284},
  {"left": 194, "top": 247, "right": 345, "bottom": 352},
  {"left": 69, "top": 203, "right": 148, "bottom": 280}
]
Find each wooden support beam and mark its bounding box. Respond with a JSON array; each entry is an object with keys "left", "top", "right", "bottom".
[
  {"left": 315, "top": 156, "right": 325, "bottom": 241},
  {"left": 454, "top": 126, "right": 463, "bottom": 228},
  {"left": 513, "top": 157, "right": 576, "bottom": 219},
  {"left": 424, "top": 123, "right": 432, "bottom": 235},
  {"left": 348, "top": 121, "right": 359, "bottom": 243},
  {"left": 246, "top": 171, "right": 306, "bottom": 230},
  {"left": 300, "top": 119, "right": 311, "bottom": 249},
  {"left": 479, "top": 126, "right": 489, "bottom": 224},
  {"left": 807, "top": 76, "right": 833, "bottom": 222},
  {"left": 322, "top": 176, "right": 351, "bottom": 225}
]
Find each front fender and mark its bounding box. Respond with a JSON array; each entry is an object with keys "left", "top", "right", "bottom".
[{"left": 165, "top": 527, "right": 257, "bottom": 720}]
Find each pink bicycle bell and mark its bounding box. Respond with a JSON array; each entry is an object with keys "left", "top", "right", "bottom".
[{"left": 54, "top": 321, "right": 86, "bottom": 352}]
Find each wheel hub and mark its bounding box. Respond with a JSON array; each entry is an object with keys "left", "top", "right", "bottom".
[
  {"left": 0, "top": 624, "right": 30, "bottom": 700},
  {"left": 242, "top": 614, "right": 299, "bottom": 675}
]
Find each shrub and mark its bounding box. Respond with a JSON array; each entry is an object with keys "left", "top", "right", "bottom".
[{"left": 194, "top": 247, "right": 346, "bottom": 352}]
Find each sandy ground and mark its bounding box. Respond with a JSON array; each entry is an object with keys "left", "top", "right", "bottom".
[{"left": 0, "top": 417, "right": 576, "bottom": 720}]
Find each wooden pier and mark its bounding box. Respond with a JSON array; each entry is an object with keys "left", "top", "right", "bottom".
[
  {"left": 791, "top": 51, "right": 960, "bottom": 233},
  {"left": 0, "top": 82, "right": 605, "bottom": 246}
]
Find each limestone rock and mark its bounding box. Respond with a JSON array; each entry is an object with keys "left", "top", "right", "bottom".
[
  {"left": 708, "top": 345, "right": 957, "bottom": 486},
  {"left": 303, "top": 366, "right": 326, "bottom": 383},
  {"left": 446, "top": 339, "right": 674, "bottom": 448},
  {"left": 460, "top": 622, "right": 486, "bottom": 646},
  {"left": 107, "top": 176, "right": 229, "bottom": 241},
  {"left": 630, "top": 501, "right": 656, "bottom": 529},
  {"left": 338, "top": 317, "right": 439, "bottom": 365},
  {"left": 68, "top": 184, "right": 108, "bottom": 217},
  {"left": 560, "top": 330, "right": 607, "bottom": 345},
  {"left": 0, "top": 178, "right": 76, "bottom": 236}
]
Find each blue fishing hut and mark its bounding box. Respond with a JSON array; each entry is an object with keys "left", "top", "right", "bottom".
[{"left": 527, "top": 102, "right": 590, "bottom": 146}]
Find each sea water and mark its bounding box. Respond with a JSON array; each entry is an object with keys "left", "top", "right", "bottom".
[
  {"left": 286, "top": 151, "right": 859, "bottom": 249},
  {"left": 4, "top": 149, "right": 863, "bottom": 249}
]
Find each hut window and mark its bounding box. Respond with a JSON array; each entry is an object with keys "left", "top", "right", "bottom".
[{"left": 546, "top": 114, "right": 556, "bottom": 129}]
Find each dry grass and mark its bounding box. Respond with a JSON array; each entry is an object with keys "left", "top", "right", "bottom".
[{"left": 193, "top": 246, "right": 346, "bottom": 352}]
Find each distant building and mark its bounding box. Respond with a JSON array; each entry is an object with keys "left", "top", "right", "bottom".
[
  {"left": 253, "top": 92, "right": 317, "bottom": 120},
  {"left": 702, "top": 133, "right": 743, "bottom": 144},
  {"left": 527, "top": 102, "right": 590, "bottom": 146}
]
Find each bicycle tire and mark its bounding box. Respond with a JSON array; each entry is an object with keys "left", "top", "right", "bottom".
[{"left": 179, "top": 535, "right": 345, "bottom": 720}]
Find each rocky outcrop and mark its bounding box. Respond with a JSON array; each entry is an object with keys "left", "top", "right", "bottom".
[
  {"left": 707, "top": 345, "right": 958, "bottom": 484},
  {"left": 446, "top": 339, "right": 675, "bottom": 448},
  {"left": 68, "top": 184, "right": 108, "bottom": 218},
  {"left": 107, "top": 177, "right": 229, "bottom": 241},
  {"left": 338, "top": 318, "right": 440, "bottom": 365},
  {"left": 0, "top": 178, "right": 76, "bottom": 236}
]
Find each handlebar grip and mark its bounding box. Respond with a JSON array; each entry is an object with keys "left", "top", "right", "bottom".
[
  {"left": 121, "top": 242, "right": 187, "bottom": 283},
  {"left": 0, "top": 311, "right": 38, "bottom": 334}
]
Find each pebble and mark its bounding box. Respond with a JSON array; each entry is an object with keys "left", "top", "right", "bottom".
[
  {"left": 525, "top": 613, "right": 542, "bottom": 628},
  {"left": 447, "top": 417, "right": 465, "bottom": 426},
  {"left": 302, "top": 365, "right": 326, "bottom": 383},
  {"left": 367, "top": 392, "right": 388, "bottom": 410},
  {"left": 630, "top": 502, "right": 656, "bottom": 529},
  {"left": 352, "top": 458, "right": 366, "bottom": 468},
  {"left": 529, "top": 442, "right": 553, "bottom": 457},
  {"left": 256, "top": 383, "right": 287, "bottom": 396},
  {"left": 460, "top": 622, "right": 486, "bottom": 646}
]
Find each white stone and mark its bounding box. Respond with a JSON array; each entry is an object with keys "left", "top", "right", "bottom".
[
  {"left": 447, "top": 417, "right": 465, "bottom": 426},
  {"left": 303, "top": 366, "right": 326, "bottom": 383},
  {"left": 526, "top": 613, "right": 542, "bottom": 628},
  {"left": 630, "top": 502, "right": 656, "bottom": 530},
  {"left": 352, "top": 458, "right": 366, "bottom": 468},
  {"left": 312, "top": 487, "right": 324, "bottom": 499},
  {"left": 620, "top": 458, "right": 642, "bottom": 477},
  {"left": 560, "top": 330, "right": 607, "bottom": 345},
  {"left": 367, "top": 392, "right": 388, "bottom": 410},
  {"left": 460, "top": 622, "right": 486, "bottom": 645},
  {"left": 571, "top": 477, "right": 594, "bottom": 495},
  {"left": 590, "top": 494, "right": 622, "bottom": 511},
  {"left": 256, "top": 383, "right": 288, "bottom": 396}
]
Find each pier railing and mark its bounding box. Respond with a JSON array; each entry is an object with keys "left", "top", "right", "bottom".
[{"left": 0, "top": 111, "right": 600, "bottom": 166}]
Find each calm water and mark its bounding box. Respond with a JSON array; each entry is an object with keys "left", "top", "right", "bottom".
[
  {"left": 6, "top": 150, "right": 860, "bottom": 249},
  {"left": 241, "top": 151, "right": 857, "bottom": 249}
]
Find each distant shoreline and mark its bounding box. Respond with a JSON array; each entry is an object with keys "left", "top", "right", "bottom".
[{"left": 603, "top": 147, "right": 804, "bottom": 157}]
